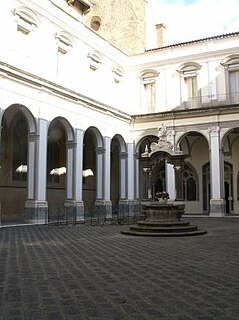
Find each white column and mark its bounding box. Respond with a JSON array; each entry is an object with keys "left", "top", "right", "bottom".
[
  {"left": 25, "top": 118, "right": 48, "bottom": 224},
  {"left": 127, "top": 142, "right": 135, "bottom": 200},
  {"left": 74, "top": 129, "right": 83, "bottom": 202},
  {"left": 135, "top": 155, "right": 140, "bottom": 199},
  {"left": 66, "top": 141, "right": 74, "bottom": 200},
  {"left": 104, "top": 137, "right": 111, "bottom": 201},
  {"left": 96, "top": 147, "right": 104, "bottom": 199},
  {"left": 166, "top": 162, "right": 176, "bottom": 200},
  {"left": 35, "top": 119, "right": 48, "bottom": 201},
  {"left": 27, "top": 133, "right": 36, "bottom": 200},
  {"left": 64, "top": 129, "right": 84, "bottom": 222},
  {"left": 209, "top": 126, "right": 225, "bottom": 216},
  {"left": 120, "top": 152, "right": 127, "bottom": 199},
  {"left": 166, "top": 129, "right": 176, "bottom": 200},
  {"left": 95, "top": 142, "right": 112, "bottom": 220}
]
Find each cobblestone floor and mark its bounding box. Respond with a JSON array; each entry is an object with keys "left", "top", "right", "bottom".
[{"left": 0, "top": 218, "right": 239, "bottom": 320}]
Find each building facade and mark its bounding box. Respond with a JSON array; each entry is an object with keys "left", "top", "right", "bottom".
[{"left": 0, "top": 0, "right": 239, "bottom": 225}]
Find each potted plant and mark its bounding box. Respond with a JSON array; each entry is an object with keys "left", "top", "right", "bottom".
[{"left": 155, "top": 190, "right": 169, "bottom": 203}]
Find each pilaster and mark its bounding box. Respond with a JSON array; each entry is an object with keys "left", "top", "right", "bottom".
[{"left": 209, "top": 126, "right": 225, "bottom": 217}]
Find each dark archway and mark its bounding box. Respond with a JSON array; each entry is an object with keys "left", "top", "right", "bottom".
[
  {"left": 83, "top": 127, "right": 103, "bottom": 219},
  {"left": 47, "top": 117, "right": 74, "bottom": 222},
  {"left": 0, "top": 104, "right": 36, "bottom": 224},
  {"left": 110, "top": 134, "right": 127, "bottom": 216}
]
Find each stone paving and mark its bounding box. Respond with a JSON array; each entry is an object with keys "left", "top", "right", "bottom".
[{"left": 0, "top": 218, "right": 239, "bottom": 320}]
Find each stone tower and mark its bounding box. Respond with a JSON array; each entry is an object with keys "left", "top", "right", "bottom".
[{"left": 85, "top": 0, "right": 146, "bottom": 55}]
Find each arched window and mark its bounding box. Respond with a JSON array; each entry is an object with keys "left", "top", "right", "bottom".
[
  {"left": 177, "top": 62, "right": 201, "bottom": 108},
  {"left": 183, "top": 163, "right": 198, "bottom": 201},
  {"left": 221, "top": 55, "right": 239, "bottom": 104}
]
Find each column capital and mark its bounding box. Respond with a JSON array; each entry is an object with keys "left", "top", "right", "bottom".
[{"left": 209, "top": 126, "right": 220, "bottom": 137}]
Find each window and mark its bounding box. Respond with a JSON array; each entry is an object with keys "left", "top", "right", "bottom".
[
  {"left": 178, "top": 63, "right": 201, "bottom": 108},
  {"left": 183, "top": 163, "right": 198, "bottom": 201},
  {"left": 222, "top": 55, "right": 239, "bottom": 104},
  {"left": 65, "top": 0, "right": 92, "bottom": 14},
  {"left": 140, "top": 70, "right": 159, "bottom": 113}
]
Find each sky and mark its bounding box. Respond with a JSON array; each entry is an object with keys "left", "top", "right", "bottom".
[{"left": 151, "top": 0, "right": 239, "bottom": 45}]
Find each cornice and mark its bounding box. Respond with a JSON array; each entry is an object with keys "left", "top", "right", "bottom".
[
  {"left": 131, "top": 104, "right": 239, "bottom": 124},
  {"left": 0, "top": 61, "right": 131, "bottom": 122}
]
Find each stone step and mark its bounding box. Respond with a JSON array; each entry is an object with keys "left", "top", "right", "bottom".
[
  {"left": 129, "top": 224, "right": 198, "bottom": 233},
  {"left": 121, "top": 229, "right": 207, "bottom": 237},
  {"left": 137, "top": 220, "right": 190, "bottom": 227}
]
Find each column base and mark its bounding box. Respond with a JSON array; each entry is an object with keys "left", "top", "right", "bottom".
[
  {"left": 209, "top": 199, "right": 226, "bottom": 217},
  {"left": 94, "top": 200, "right": 112, "bottom": 220},
  {"left": 64, "top": 200, "right": 84, "bottom": 223},
  {"left": 118, "top": 200, "right": 141, "bottom": 219},
  {"left": 25, "top": 200, "right": 48, "bottom": 224}
]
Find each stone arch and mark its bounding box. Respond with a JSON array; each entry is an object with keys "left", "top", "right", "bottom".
[
  {"left": 48, "top": 116, "right": 74, "bottom": 142},
  {"left": 176, "top": 130, "right": 209, "bottom": 155},
  {"left": 0, "top": 104, "right": 36, "bottom": 224},
  {"left": 2, "top": 104, "right": 36, "bottom": 133},
  {"left": 221, "top": 127, "right": 239, "bottom": 214},
  {"left": 84, "top": 126, "right": 104, "bottom": 148},
  {"left": 178, "top": 131, "right": 209, "bottom": 214},
  {"left": 111, "top": 134, "right": 127, "bottom": 215},
  {"left": 83, "top": 126, "right": 104, "bottom": 218},
  {"left": 112, "top": 134, "right": 127, "bottom": 153},
  {"left": 47, "top": 117, "right": 74, "bottom": 222},
  {"left": 136, "top": 135, "right": 158, "bottom": 155},
  {"left": 221, "top": 127, "right": 239, "bottom": 154}
]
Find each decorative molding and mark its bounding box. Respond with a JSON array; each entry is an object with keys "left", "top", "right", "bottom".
[
  {"left": 112, "top": 66, "right": 124, "bottom": 83},
  {"left": 55, "top": 31, "right": 74, "bottom": 54},
  {"left": 87, "top": 50, "right": 103, "bottom": 70},
  {"left": 140, "top": 69, "right": 159, "bottom": 84},
  {"left": 12, "top": 6, "right": 40, "bottom": 34}
]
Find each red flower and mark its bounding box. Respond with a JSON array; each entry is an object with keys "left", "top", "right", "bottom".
[{"left": 155, "top": 191, "right": 169, "bottom": 199}]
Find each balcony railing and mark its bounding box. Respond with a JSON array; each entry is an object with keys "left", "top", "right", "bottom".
[{"left": 181, "top": 92, "right": 239, "bottom": 109}]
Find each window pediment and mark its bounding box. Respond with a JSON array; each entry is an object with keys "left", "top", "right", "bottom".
[
  {"left": 55, "top": 31, "right": 74, "bottom": 54},
  {"left": 177, "top": 62, "right": 201, "bottom": 78},
  {"left": 221, "top": 55, "right": 239, "bottom": 71},
  {"left": 140, "top": 70, "right": 159, "bottom": 84},
  {"left": 12, "top": 6, "right": 40, "bottom": 34},
  {"left": 87, "top": 50, "right": 103, "bottom": 70},
  {"left": 112, "top": 66, "right": 124, "bottom": 83}
]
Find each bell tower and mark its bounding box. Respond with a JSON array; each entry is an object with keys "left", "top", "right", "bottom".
[{"left": 85, "top": 0, "right": 146, "bottom": 55}]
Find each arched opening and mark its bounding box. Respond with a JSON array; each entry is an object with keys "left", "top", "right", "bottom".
[
  {"left": 178, "top": 131, "right": 209, "bottom": 214},
  {"left": 0, "top": 105, "right": 36, "bottom": 224},
  {"left": 47, "top": 119, "right": 67, "bottom": 222},
  {"left": 151, "top": 162, "right": 166, "bottom": 199},
  {"left": 110, "top": 134, "right": 126, "bottom": 217},
  {"left": 137, "top": 135, "right": 158, "bottom": 200},
  {"left": 221, "top": 127, "right": 239, "bottom": 214},
  {"left": 83, "top": 127, "right": 103, "bottom": 219}
]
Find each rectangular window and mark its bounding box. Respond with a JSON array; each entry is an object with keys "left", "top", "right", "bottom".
[
  {"left": 229, "top": 70, "right": 239, "bottom": 103},
  {"left": 185, "top": 76, "right": 198, "bottom": 108},
  {"left": 144, "top": 82, "right": 156, "bottom": 113}
]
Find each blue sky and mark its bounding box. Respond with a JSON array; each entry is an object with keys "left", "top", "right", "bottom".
[{"left": 152, "top": 0, "right": 239, "bottom": 45}]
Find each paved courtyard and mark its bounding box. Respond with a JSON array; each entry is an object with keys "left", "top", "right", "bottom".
[{"left": 0, "top": 218, "right": 239, "bottom": 320}]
